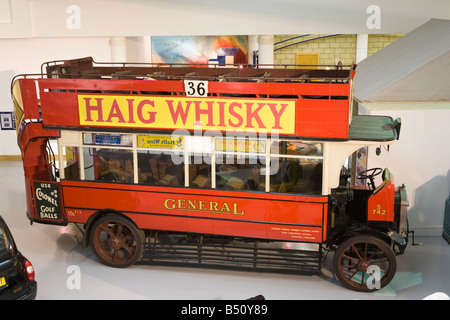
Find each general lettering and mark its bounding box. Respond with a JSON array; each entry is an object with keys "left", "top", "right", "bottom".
[{"left": 164, "top": 198, "right": 245, "bottom": 215}]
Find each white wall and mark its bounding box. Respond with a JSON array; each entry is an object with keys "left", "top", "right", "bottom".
[
  {"left": 26, "top": 0, "right": 450, "bottom": 37},
  {"left": 0, "top": 36, "right": 112, "bottom": 155},
  {"left": 362, "top": 106, "right": 450, "bottom": 236}
]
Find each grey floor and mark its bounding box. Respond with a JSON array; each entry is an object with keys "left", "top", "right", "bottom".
[{"left": 1, "top": 161, "right": 449, "bottom": 300}]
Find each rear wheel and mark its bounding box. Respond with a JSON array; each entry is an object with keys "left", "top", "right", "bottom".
[
  {"left": 333, "top": 235, "right": 396, "bottom": 292},
  {"left": 90, "top": 214, "right": 144, "bottom": 268}
]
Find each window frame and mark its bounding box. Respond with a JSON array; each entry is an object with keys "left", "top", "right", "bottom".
[{"left": 58, "top": 131, "right": 326, "bottom": 195}]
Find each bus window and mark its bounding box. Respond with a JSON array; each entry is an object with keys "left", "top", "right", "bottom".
[
  {"left": 137, "top": 151, "right": 184, "bottom": 187},
  {"left": 271, "top": 140, "right": 323, "bottom": 157},
  {"left": 270, "top": 140, "right": 323, "bottom": 194},
  {"left": 216, "top": 154, "right": 265, "bottom": 191},
  {"left": 84, "top": 148, "right": 133, "bottom": 183},
  {"left": 270, "top": 158, "right": 323, "bottom": 194},
  {"left": 80, "top": 132, "right": 134, "bottom": 183},
  {"left": 188, "top": 153, "right": 211, "bottom": 189},
  {"left": 63, "top": 146, "right": 80, "bottom": 180},
  {"left": 136, "top": 134, "right": 184, "bottom": 187},
  {"left": 215, "top": 137, "right": 266, "bottom": 191}
]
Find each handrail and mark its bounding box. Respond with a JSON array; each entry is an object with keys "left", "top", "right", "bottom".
[
  {"left": 40, "top": 57, "right": 355, "bottom": 83},
  {"left": 274, "top": 34, "right": 342, "bottom": 51}
]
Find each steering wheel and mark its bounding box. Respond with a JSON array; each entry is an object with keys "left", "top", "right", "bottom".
[{"left": 357, "top": 167, "right": 383, "bottom": 190}]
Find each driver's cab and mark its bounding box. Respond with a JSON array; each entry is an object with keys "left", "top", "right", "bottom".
[{"left": 331, "top": 165, "right": 397, "bottom": 227}]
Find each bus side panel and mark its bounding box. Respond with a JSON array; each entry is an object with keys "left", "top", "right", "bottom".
[
  {"left": 268, "top": 225, "right": 323, "bottom": 242},
  {"left": 61, "top": 181, "right": 328, "bottom": 243},
  {"left": 296, "top": 99, "right": 349, "bottom": 139},
  {"left": 40, "top": 91, "right": 79, "bottom": 128},
  {"left": 38, "top": 78, "right": 352, "bottom": 140},
  {"left": 367, "top": 182, "right": 396, "bottom": 222},
  {"left": 207, "top": 196, "right": 267, "bottom": 239},
  {"left": 267, "top": 197, "right": 328, "bottom": 242},
  {"left": 19, "top": 79, "right": 41, "bottom": 121}
]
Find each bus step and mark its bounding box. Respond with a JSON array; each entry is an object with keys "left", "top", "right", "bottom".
[{"left": 139, "top": 232, "right": 323, "bottom": 275}]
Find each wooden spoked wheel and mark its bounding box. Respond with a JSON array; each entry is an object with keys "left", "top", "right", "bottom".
[
  {"left": 91, "top": 215, "right": 144, "bottom": 268},
  {"left": 333, "top": 235, "right": 397, "bottom": 292}
]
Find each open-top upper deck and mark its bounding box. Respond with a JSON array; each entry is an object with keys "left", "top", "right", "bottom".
[
  {"left": 13, "top": 57, "right": 399, "bottom": 143},
  {"left": 42, "top": 56, "right": 355, "bottom": 83}
]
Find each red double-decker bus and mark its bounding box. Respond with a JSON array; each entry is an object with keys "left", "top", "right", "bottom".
[{"left": 11, "top": 57, "right": 409, "bottom": 291}]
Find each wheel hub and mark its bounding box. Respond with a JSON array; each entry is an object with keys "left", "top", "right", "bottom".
[
  {"left": 109, "top": 236, "right": 122, "bottom": 250},
  {"left": 358, "top": 260, "right": 371, "bottom": 272}
]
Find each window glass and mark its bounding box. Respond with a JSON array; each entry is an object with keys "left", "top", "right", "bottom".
[
  {"left": 60, "top": 132, "right": 326, "bottom": 194},
  {"left": 271, "top": 140, "right": 323, "bottom": 156},
  {"left": 180, "top": 135, "right": 212, "bottom": 189},
  {"left": 188, "top": 153, "right": 211, "bottom": 189},
  {"left": 216, "top": 154, "right": 265, "bottom": 191},
  {"left": 137, "top": 151, "right": 184, "bottom": 187},
  {"left": 84, "top": 148, "right": 133, "bottom": 183},
  {"left": 270, "top": 158, "right": 323, "bottom": 194},
  {"left": 63, "top": 146, "right": 80, "bottom": 180}
]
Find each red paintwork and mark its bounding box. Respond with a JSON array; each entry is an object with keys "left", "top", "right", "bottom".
[
  {"left": 367, "top": 181, "right": 396, "bottom": 222},
  {"left": 16, "top": 79, "right": 60, "bottom": 223},
  {"left": 37, "top": 78, "right": 351, "bottom": 139},
  {"left": 19, "top": 79, "right": 40, "bottom": 120},
  {"left": 14, "top": 64, "right": 362, "bottom": 244},
  {"left": 59, "top": 180, "right": 329, "bottom": 243}
]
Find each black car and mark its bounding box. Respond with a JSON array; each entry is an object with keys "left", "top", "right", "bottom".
[{"left": 0, "top": 215, "right": 37, "bottom": 300}]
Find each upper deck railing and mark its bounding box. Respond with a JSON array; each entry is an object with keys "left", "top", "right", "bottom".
[
  {"left": 42, "top": 56, "right": 355, "bottom": 83},
  {"left": 13, "top": 57, "right": 358, "bottom": 143}
]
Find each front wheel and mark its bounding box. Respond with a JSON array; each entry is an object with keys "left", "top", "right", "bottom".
[
  {"left": 90, "top": 214, "right": 144, "bottom": 268},
  {"left": 333, "top": 235, "right": 397, "bottom": 292}
]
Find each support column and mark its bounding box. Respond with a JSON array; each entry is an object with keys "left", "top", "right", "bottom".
[
  {"left": 248, "top": 35, "right": 258, "bottom": 65},
  {"left": 126, "top": 36, "right": 152, "bottom": 63},
  {"left": 257, "top": 35, "right": 274, "bottom": 67},
  {"left": 356, "top": 34, "right": 369, "bottom": 63},
  {"left": 110, "top": 36, "right": 127, "bottom": 62}
]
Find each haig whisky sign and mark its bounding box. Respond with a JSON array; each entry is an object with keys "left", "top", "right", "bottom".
[
  {"left": 78, "top": 95, "right": 296, "bottom": 134},
  {"left": 33, "top": 182, "right": 61, "bottom": 220}
]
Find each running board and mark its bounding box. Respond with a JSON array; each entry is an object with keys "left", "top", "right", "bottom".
[{"left": 139, "top": 232, "right": 323, "bottom": 275}]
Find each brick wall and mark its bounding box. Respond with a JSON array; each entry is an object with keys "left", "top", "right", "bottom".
[
  {"left": 274, "top": 34, "right": 404, "bottom": 66},
  {"left": 367, "top": 34, "right": 404, "bottom": 56}
]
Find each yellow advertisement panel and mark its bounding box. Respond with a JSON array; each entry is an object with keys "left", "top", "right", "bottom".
[
  {"left": 215, "top": 138, "right": 266, "bottom": 153},
  {"left": 137, "top": 135, "right": 184, "bottom": 149},
  {"left": 78, "top": 95, "right": 295, "bottom": 134}
]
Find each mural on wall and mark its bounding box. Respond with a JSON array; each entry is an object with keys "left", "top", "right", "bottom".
[{"left": 152, "top": 35, "right": 248, "bottom": 66}]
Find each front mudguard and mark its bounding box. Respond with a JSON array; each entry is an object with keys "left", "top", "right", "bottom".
[{"left": 328, "top": 228, "right": 408, "bottom": 255}]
